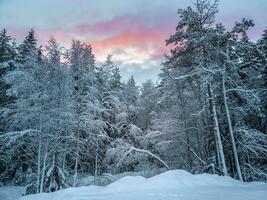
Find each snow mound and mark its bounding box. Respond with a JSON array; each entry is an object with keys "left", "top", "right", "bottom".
[{"left": 21, "top": 170, "right": 267, "bottom": 200}]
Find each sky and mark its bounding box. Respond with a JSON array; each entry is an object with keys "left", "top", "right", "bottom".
[{"left": 0, "top": 0, "right": 266, "bottom": 84}]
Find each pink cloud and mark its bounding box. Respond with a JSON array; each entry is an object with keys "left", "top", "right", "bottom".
[
  {"left": 86, "top": 25, "right": 174, "bottom": 60},
  {"left": 35, "top": 28, "right": 72, "bottom": 45},
  {"left": 4, "top": 28, "right": 28, "bottom": 41},
  {"left": 74, "top": 15, "right": 143, "bottom": 35},
  {"left": 3, "top": 14, "right": 177, "bottom": 60},
  {"left": 73, "top": 14, "right": 176, "bottom": 60},
  {"left": 3, "top": 27, "right": 72, "bottom": 47}
]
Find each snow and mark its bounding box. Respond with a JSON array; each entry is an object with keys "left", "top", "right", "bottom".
[
  {"left": 0, "top": 186, "right": 25, "bottom": 200},
  {"left": 17, "top": 170, "right": 267, "bottom": 200}
]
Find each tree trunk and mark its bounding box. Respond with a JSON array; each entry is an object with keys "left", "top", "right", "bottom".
[
  {"left": 62, "top": 152, "right": 66, "bottom": 172},
  {"left": 36, "top": 136, "right": 42, "bottom": 193},
  {"left": 40, "top": 140, "right": 48, "bottom": 193},
  {"left": 94, "top": 136, "right": 99, "bottom": 184},
  {"left": 222, "top": 67, "right": 243, "bottom": 181},
  {"left": 209, "top": 82, "right": 228, "bottom": 176},
  {"left": 73, "top": 131, "right": 80, "bottom": 187},
  {"left": 214, "top": 135, "right": 221, "bottom": 172}
]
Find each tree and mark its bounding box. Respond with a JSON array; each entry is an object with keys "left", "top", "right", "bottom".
[
  {"left": 122, "top": 75, "right": 139, "bottom": 124},
  {"left": 137, "top": 80, "right": 157, "bottom": 130},
  {"left": 69, "top": 40, "right": 98, "bottom": 186},
  {"left": 160, "top": 0, "right": 267, "bottom": 181},
  {"left": 0, "top": 29, "right": 16, "bottom": 133},
  {"left": 0, "top": 29, "right": 44, "bottom": 188},
  {"left": 110, "top": 61, "right": 122, "bottom": 91},
  {"left": 164, "top": 0, "right": 229, "bottom": 175},
  {"left": 39, "top": 38, "right": 72, "bottom": 192},
  {"left": 257, "top": 29, "right": 267, "bottom": 132},
  {"left": 17, "top": 29, "right": 37, "bottom": 63}
]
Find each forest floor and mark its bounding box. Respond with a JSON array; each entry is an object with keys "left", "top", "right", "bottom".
[{"left": 1, "top": 170, "right": 267, "bottom": 200}]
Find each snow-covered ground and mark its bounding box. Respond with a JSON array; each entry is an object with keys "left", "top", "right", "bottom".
[
  {"left": 0, "top": 186, "right": 25, "bottom": 200},
  {"left": 1, "top": 170, "right": 267, "bottom": 200}
]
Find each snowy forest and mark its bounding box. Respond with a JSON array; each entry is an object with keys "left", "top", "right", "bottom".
[{"left": 0, "top": 0, "right": 266, "bottom": 198}]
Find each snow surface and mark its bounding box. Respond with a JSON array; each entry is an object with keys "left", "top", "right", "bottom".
[
  {"left": 0, "top": 186, "right": 25, "bottom": 200},
  {"left": 2, "top": 170, "right": 267, "bottom": 200}
]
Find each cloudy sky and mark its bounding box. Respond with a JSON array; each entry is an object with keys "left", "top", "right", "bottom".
[{"left": 1, "top": 0, "right": 266, "bottom": 84}]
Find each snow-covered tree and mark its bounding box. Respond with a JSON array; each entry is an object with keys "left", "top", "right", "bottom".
[
  {"left": 1, "top": 2, "right": 267, "bottom": 190},
  {"left": 121, "top": 75, "right": 139, "bottom": 124},
  {"left": 0, "top": 29, "right": 16, "bottom": 133},
  {"left": 39, "top": 38, "right": 72, "bottom": 192},
  {"left": 0, "top": 29, "right": 45, "bottom": 188},
  {"left": 136, "top": 80, "right": 157, "bottom": 130}
]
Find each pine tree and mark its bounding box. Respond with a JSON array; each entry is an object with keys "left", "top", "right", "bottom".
[
  {"left": 137, "top": 80, "right": 157, "bottom": 130},
  {"left": 111, "top": 65, "right": 122, "bottom": 91},
  {"left": 0, "top": 29, "right": 16, "bottom": 133},
  {"left": 0, "top": 29, "right": 44, "bottom": 186},
  {"left": 17, "top": 29, "right": 37, "bottom": 63},
  {"left": 69, "top": 40, "right": 103, "bottom": 185},
  {"left": 0, "top": 29, "right": 16, "bottom": 62},
  {"left": 122, "top": 75, "right": 139, "bottom": 124},
  {"left": 258, "top": 29, "right": 267, "bottom": 132}
]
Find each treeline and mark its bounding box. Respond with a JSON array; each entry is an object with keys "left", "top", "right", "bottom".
[
  {"left": 158, "top": 0, "right": 267, "bottom": 182},
  {"left": 0, "top": 29, "right": 166, "bottom": 194},
  {"left": 0, "top": 0, "right": 266, "bottom": 195}
]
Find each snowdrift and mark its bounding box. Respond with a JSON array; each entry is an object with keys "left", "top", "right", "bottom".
[
  {"left": 21, "top": 170, "right": 267, "bottom": 200},
  {"left": 0, "top": 186, "right": 25, "bottom": 200}
]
